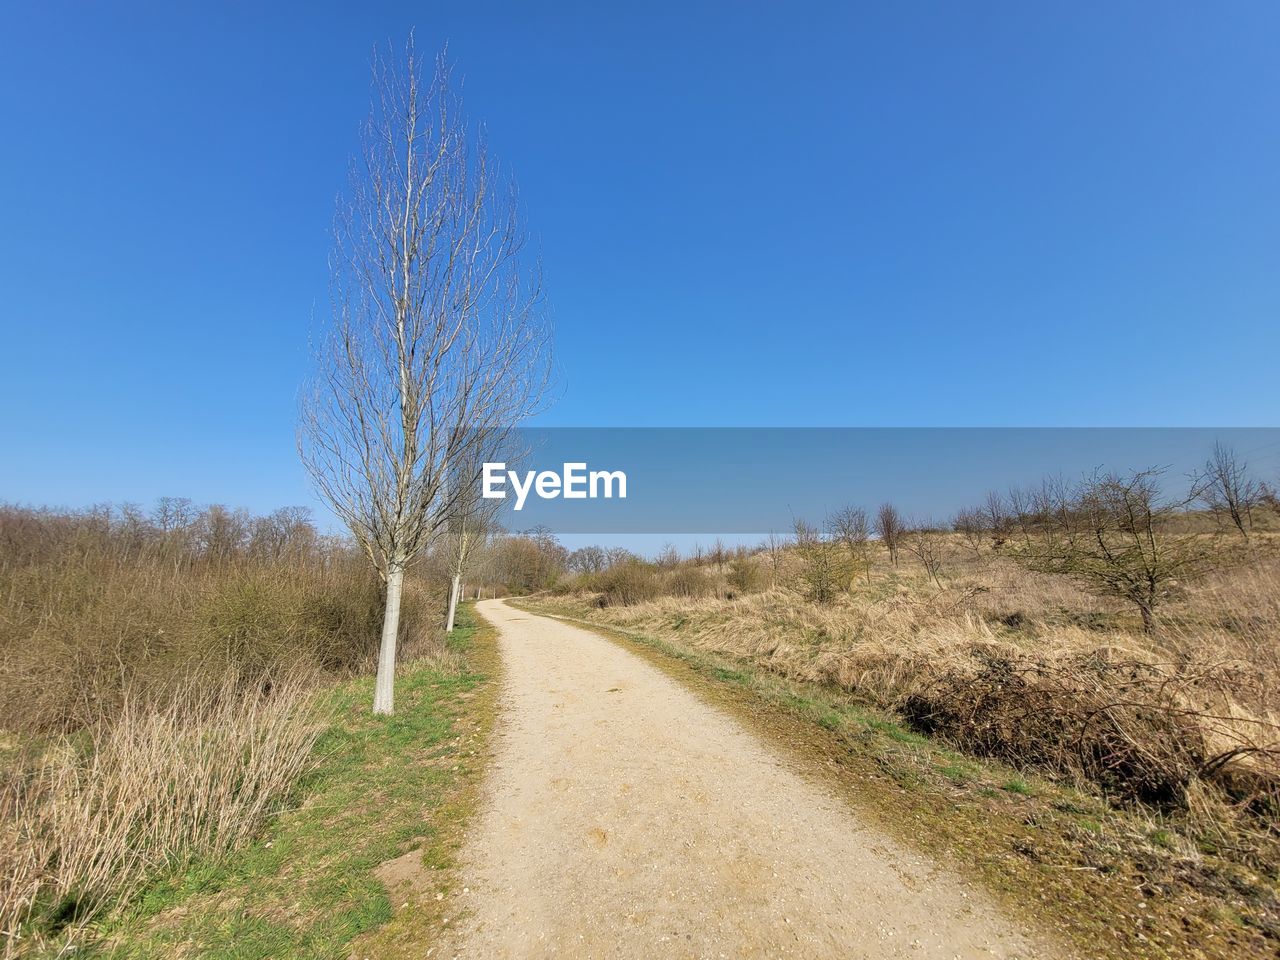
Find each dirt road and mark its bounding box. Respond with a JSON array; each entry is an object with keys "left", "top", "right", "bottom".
[{"left": 438, "top": 600, "right": 1056, "bottom": 959}]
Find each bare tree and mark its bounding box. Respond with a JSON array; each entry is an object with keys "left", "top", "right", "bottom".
[
  {"left": 710, "top": 538, "right": 728, "bottom": 572},
  {"left": 442, "top": 447, "right": 506, "bottom": 633},
  {"left": 1197, "top": 441, "right": 1261, "bottom": 541},
  {"left": 606, "top": 546, "right": 636, "bottom": 568},
  {"left": 1008, "top": 468, "right": 1221, "bottom": 634},
  {"left": 827, "top": 505, "right": 871, "bottom": 585},
  {"left": 568, "top": 545, "right": 608, "bottom": 575},
  {"left": 152, "top": 496, "right": 196, "bottom": 534},
  {"left": 982, "top": 490, "right": 1008, "bottom": 547},
  {"left": 764, "top": 531, "right": 785, "bottom": 588},
  {"left": 875, "top": 502, "right": 903, "bottom": 567},
  {"left": 951, "top": 508, "right": 986, "bottom": 557},
  {"left": 906, "top": 523, "right": 945, "bottom": 587},
  {"left": 300, "top": 40, "right": 552, "bottom": 714}
]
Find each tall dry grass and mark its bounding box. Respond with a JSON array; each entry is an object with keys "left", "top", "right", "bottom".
[{"left": 1, "top": 672, "right": 320, "bottom": 956}]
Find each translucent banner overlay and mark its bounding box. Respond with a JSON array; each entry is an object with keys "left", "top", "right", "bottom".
[{"left": 481, "top": 428, "right": 1280, "bottom": 534}]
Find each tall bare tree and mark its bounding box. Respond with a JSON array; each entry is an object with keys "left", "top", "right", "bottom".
[{"left": 300, "top": 40, "right": 552, "bottom": 714}]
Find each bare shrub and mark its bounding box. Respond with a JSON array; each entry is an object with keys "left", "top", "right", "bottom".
[
  {"left": 827, "top": 506, "right": 871, "bottom": 585},
  {"left": 905, "top": 526, "right": 946, "bottom": 588},
  {"left": 902, "top": 652, "right": 1277, "bottom": 811},
  {"left": 0, "top": 504, "right": 404, "bottom": 734}
]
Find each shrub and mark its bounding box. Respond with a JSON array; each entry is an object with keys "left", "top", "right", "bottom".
[
  {"left": 0, "top": 502, "right": 432, "bottom": 954},
  {"left": 595, "top": 561, "right": 661, "bottom": 607},
  {"left": 726, "top": 556, "right": 764, "bottom": 594}
]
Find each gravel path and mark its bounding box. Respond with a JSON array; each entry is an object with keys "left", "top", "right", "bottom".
[{"left": 438, "top": 599, "right": 1056, "bottom": 959}]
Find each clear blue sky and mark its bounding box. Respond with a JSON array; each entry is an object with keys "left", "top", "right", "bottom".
[{"left": 2, "top": 2, "right": 1278, "bottom": 517}]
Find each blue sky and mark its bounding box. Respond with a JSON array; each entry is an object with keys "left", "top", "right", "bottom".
[{"left": 1, "top": 2, "right": 1278, "bottom": 520}]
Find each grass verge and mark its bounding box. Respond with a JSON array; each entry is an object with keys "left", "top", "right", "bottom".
[
  {"left": 516, "top": 597, "right": 1279, "bottom": 960},
  {"left": 75, "top": 602, "right": 499, "bottom": 960}
]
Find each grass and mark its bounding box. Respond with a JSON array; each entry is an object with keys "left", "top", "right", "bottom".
[
  {"left": 518, "top": 597, "right": 1280, "bottom": 960},
  {"left": 60, "top": 603, "right": 499, "bottom": 960}
]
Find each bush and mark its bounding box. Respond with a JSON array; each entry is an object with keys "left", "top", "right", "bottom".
[
  {"left": 727, "top": 556, "right": 763, "bottom": 594},
  {"left": 594, "top": 561, "right": 661, "bottom": 607}
]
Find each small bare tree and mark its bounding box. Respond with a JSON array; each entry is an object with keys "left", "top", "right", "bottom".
[
  {"left": 300, "top": 40, "right": 552, "bottom": 714},
  {"left": 875, "top": 502, "right": 903, "bottom": 567},
  {"left": 442, "top": 445, "right": 507, "bottom": 633},
  {"left": 951, "top": 508, "right": 986, "bottom": 557},
  {"left": 764, "top": 531, "right": 785, "bottom": 587},
  {"left": 982, "top": 490, "right": 1008, "bottom": 547},
  {"left": 710, "top": 538, "right": 728, "bottom": 572},
  {"left": 828, "top": 505, "right": 871, "bottom": 585},
  {"left": 906, "top": 524, "right": 945, "bottom": 588},
  {"left": 1008, "top": 468, "right": 1221, "bottom": 634},
  {"left": 1197, "top": 441, "right": 1261, "bottom": 541}
]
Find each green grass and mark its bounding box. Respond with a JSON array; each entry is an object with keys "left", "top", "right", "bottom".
[
  {"left": 1002, "top": 777, "right": 1034, "bottom": 796},
  {"left": 82, "top": 605, "right": 495, "bottom": 960}
]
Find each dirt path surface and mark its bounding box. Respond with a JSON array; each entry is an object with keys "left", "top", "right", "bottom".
[{"left": 439, "top": 600, "right": 1058, "bottom": 959}]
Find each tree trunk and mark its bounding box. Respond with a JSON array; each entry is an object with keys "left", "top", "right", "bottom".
[
  {"left": 446, "top": 572, "right": 462, "bottom": 633},
  {"left": 1138, "top": 602, "right": 1155, "bottom": 635},
  {"left": 373, "top": 564, "right": 405, "bottom": 715}
]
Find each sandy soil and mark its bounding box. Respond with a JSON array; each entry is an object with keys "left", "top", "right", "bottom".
[{"left": 436, "top": 599, "right": 1058, "bottom": 959}]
